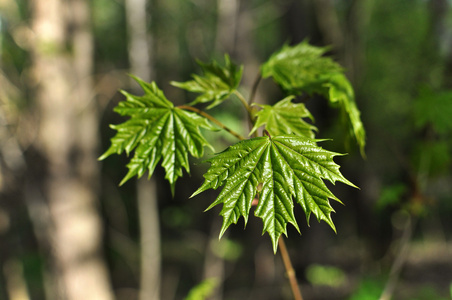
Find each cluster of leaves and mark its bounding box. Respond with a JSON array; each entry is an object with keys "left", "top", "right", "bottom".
[
  {"left": 101, "top": 41, "right": 365, "bottom": 252},
  {"left": 261, "top": 41, "right": 365, "bottom": 155}
]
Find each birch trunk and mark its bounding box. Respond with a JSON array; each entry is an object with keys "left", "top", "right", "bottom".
[
  {"left": 124, "top": 0, "right": 161, "bottom": 299},
  {"left": 30, "top": 0, "right": 113, "bottom": 299}
]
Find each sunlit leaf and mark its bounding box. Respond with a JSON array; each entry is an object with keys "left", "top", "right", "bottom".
[
  {"left": 171, "top": 54, "right": 243, "bottom": 109},
  {"left": 261, "top": 40, "right": 341, "bottom": 95},
  {"left": 192, "top": 134, "right": 356, "bottom": 253},
  {"left": 99, "top": 76, "right": 215, "bottom": 192},
  {"left": 250, "top": 96, "right": 317, "bottom": 138},
  {"left": 261, "top": 41, "right": 366, "bottom": 155},
  {"left": 185, "top": 278, "right": 218, "bottom": 300}
]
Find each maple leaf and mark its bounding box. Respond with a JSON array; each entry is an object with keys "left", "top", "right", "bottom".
[
  {"left": 414, "top": 87, "right": 452, "bottom": 135},
  {"left": 99, "top": 76, "right": 215, "bottom": 193},
  {"left": 261, "top": 40, "right": 342, "bottom": 95},
  {"left": 326, "top": 73, "right": 366, "bottom": 156},
  {"left": 171, "top": 54, "right": 243, "bottom": 109},
  {"left": 261, "top": 41, "right": 366, "bottom": 155},
  {"left": 191, "top": 134, "right": 356, "bottom": 253},
  {"left": 250, "top": 96, "right": 317, "bottom": 138}
]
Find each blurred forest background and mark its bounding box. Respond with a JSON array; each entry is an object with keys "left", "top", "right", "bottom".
[{"left": 1, "top": 0, "right": 452, "bottom": 299}]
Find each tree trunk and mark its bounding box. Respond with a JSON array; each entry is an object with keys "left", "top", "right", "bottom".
[
  {"left": 30, "top": 0, "right": 114, "bottom": 299},
  {"left": 124, "top": 0, "right": 161, "bottom": 299}
]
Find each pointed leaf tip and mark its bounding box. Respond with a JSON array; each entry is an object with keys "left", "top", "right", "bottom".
[
  {"left": 101, "top": 80, "right": 216, "bottom": 187},
  {"left": 250, "top": 96, "right": 317, "bottom": 138},
  {"left": 196, "top": 135, "right": 356, "bottom": 250},
  {"left": 171, "top": 55, "right": 243, "bottom": 109},
  {"left": 260, "top": 40, "right": 366, "bottom": 155}
]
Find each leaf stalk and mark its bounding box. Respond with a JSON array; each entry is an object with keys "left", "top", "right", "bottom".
[
  {"left": 249, "top": 73, "right": 261, "bottom": 105},
  {"left": 178, "top": 105, "right": 245, "bottom": 141}
]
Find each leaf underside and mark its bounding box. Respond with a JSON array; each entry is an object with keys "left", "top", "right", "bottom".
[
  {"left": 261, "top": 40, "right": 366, "bottom": 155},
  {"left": 171, "top": 54, "right": 243, "bottom": 109},
  {"left": 99, "top": 76, "right": 214, "bottom": 192},
  {"left": 192, "top": 135, "right": 356, "bottom": 253}
]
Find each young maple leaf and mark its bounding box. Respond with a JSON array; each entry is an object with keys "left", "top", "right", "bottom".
[
  {"left": 99, "top": 76, "right": 215, "bottom": 193},
  {"left": 171, "top": 54, "right": 243, "bottom": 109},
  {"left": 191, "top": 134, "right": 357, "bottom": 253},
  {"left": 250, "top": 96, "right": 317, "bottom": 138},
  {"left": 261, "top": 40, "right": 341, "bottom": 95},
  {"left": 261, "top": 41, "right": 366, "bottom": 155},
  {"left": 326, "top": 73, "right": 366, "bottom": 156}
]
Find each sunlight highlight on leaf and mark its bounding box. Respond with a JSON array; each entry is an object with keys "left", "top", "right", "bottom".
[
  {"left": 250, "top": 96, "right": 317, "bottom": 138},
  {"left": 99, "top": 76, "right": 215, "bottom": 192},
  {"left": 192, "top": 135, "right": 356, "bottom": 253},
  {"left": 261, "top": 41, "right": 366, "bottom": 155}
]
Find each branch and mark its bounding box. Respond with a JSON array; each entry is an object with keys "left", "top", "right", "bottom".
[
  {"left": 251, "top": 200, "right": 303, "bottom": 300},
  {"left": 278, "top": 237, "right": 303, "bottom": 300},
  {"left": 178, "top": 105, "right": 245, "bottom": 141},
  {"left": 249, "top": 73, "right": 261, "bottom": 105},
  {"left": 233, "top": 90, "right": 249, "bottom": 109}
]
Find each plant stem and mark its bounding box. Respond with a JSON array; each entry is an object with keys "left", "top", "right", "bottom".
[
  {"left": 233, "top": 90, "right": 257, "bottom": 124},
  {"left": 178, "top": 105, "right": 245, "bottom": 141},
  {"left": 278, "top": 237, "right": 303, "bottom": 300},
  {"left": 233, "top": 90, "right": 250, "bottom": 110},
  {"left": 247, "top": 72, "right": 302, "bottom": 300},
  {"left": 249, "top": 73, "right": 261, "bottom": 105}
]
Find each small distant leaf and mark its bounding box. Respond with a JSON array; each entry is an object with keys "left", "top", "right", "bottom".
[
  {"left": 414, "top": 87, "right": 452, "bottom": 135},
  {"left": 411, "top": 141, "right": 451, "bottom": 176},
  {"left": 171, "top": 54, "right": 243, "bottom": 109},
  {"left": 250, "top": 96, "right": 317, "bottom": 138},
  {"left": 261, "top": 41, "right": 366, "bottom": 155},
  {"left": 192, "top": 135, "right": 356, "bottom": 253},
  {"left": 99, "top": 76, "right": 214, "bottom": 192},
  {"left": 306, "top": 264, "right": 347, "bottom": 287},
  {"left": 376, "top": 184, "right": 407, "bottom": 211},
  {"left": 185, "top": 278, "right": 218, "bottom": 300}
]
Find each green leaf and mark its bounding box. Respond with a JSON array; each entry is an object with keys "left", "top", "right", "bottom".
[
  {"left": 411, "top": 141, "right": 451, "bottom": 176},
  {"left": 414, "top": 87, "right": 452, "bottom": 135},
  {"left": 171, "top": 54, "right": 243, "bottom": 109},
  {"left": 375, "top": 184, "right": 407, "bottom": 211},
  {"left": 305, "top": 264, "right": 347, "bottom": 287},
  {"left": 250, "top": 96, "right": 317, "bottom": 138},
  {"left": 261, "top": 41, "right": 366, "bottom": 155},
  {"left": 192, "top": 134, "right": 356, "bottom": 253},
  {"left": 325, "top": 73, "right": 366, "bottom": 156},
  {"left": 184, "top": 278, "right": 218, "bottom": 300},
  {"left": 99, "top": 76, "right": 214, "bottom": 191},
  {"left": 261, "top": 40, "right": 342, "bottom": 95}
]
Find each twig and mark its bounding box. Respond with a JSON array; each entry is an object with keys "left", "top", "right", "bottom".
[
  {"left": 379, "top": 214, "right": 415, "bottom": 300},
  {"left": 233, "top": 90, "right": 257, "bottom": 126},
  {"left": 248, "top": 74, "right": 302, "bottom": 299},
  {"left": 278, "top": 237, "right": 303, "bottom": 300},
  {"left": 252, "top": 191, "right": 303, "bottom": 300},
  {"left": 249, "top": 73, "right": 262, "bottom": 105},
  {"left": 233, "top": 90, "right": 250, "bottom": 110},
  {"left": 177, "top": 105, "right": 245, "bottom": 141}
]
